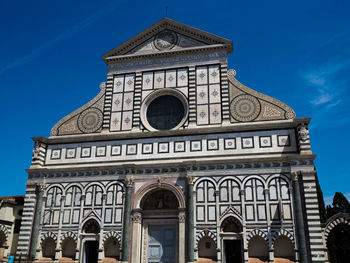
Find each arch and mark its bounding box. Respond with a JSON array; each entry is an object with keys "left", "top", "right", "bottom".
[
  {"left": 324, "top": 213, "right": 350, "bottom": 243},
  {"left": 61, "top": 237, "right": 76, "bottom": 260},
  {"left": 196, "top": 230, "right": 217, "bottom": 248},
  {"left": 105, "top": 181, "right": 125, "bottom": 191},
  {"left": 217, "top": 176, "right": 242, "bottom": 187},
  {"left": 248, "top": 236, "right": 269, "bottom": 262},
  {"left": 41, "top": 237, "right": 56, "bottom": 261},
  {"left": 242, "top": 175, "right": 266, "bottom": 187},
  {"left": 64, "top": 183, "right": 83, "bottom": 192},
  {"left": 83, "top": 182, "right": 106, "bottom": 195},
  {"left": 83, "top": 219, "right": 101, "bottom": 234},
  {"left": 194, "top": 177, "right": 218, "bottom": 190},
  {"left": 46, "top": 184, "right": 65, "bottom": 194},
  {"left": 103, "top": 236, "right": 121, "bottom": 261},
  {"left": 103, "top": 231, "right": 122, "bottom": 245},
  {"left": 273, "top": 235, "right": 295, "bottom": 261},
  {"left": 221, "top": 216, "right": 242, "bottom": 233},
  {"left": 197, "top": 236, "right": 217, "bottom": 262},
  {"left": 266, "top": 173, "right": 291, "bottom": 186},
  {"left": 40, "top": 232, "right": 58, "bottom": 245},
  {"left": 247, "top": 229, "right": 268, "bottom": 243},
  {"left": 272, "top": 229, "right": 294, "bottom": 246},
  {"left": 141, "top": 189, "right": 179, "bottom": 210},
  {"left": 60, "top": 231, "right": 77, "bottom": 245},
  {"left": 134, "top": 182, "right": 186, "bottom": 209}
]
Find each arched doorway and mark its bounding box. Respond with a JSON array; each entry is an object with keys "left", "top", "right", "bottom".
[
  {"left": 103, "top": 237, "right": 120, "bottom": 262},
  {"left": 197, "top": 236, "right": 217, "bottom": 262},
  {"left": 220, "top": 216, "right": 243, "bottom": 263},
  {"left": 82, "top": 219, "right": 100, "bottom": 263},
  {"left": 61, "top": 237, "right": 76, "bottom": 261},
  {"left": 326, "top": 223, "right": 350, "bottom": 263},
  {"left": 41, "top": 237, "right": 56, "bottom": 261},
  {"left": 273, "top": 236, "right": 295, "bottom": 263},
  {"left": 131, "top": 183, "right": 186, "bottom": 263},
  {"left": 248, "top": 236, "right": 268, "bottom": 263}
]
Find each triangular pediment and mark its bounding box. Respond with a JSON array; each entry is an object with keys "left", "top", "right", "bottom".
[{"left": 102, "top": 18, "right": 232, "bottom": 63}]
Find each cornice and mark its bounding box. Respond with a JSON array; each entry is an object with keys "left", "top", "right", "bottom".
[
  {"left": 33, "top": 117, "right": 310, "bottom": 145},
  {"left": 26, "top": 153, "right": 316, "bottom": 175},
  {"left": 104, "top": 44, "right": 231, "bottom": 65}
]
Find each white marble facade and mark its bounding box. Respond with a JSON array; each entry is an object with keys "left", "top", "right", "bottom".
[{"left": 18, "top": 18, "right": 327, "bottom": 263}]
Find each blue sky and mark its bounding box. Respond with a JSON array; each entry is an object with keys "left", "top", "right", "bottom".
[{"left": 0, "top": 0, "right": 349, "bottom": 204}]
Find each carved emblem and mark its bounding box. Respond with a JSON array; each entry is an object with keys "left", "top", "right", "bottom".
[
  {"left": 230, "top": 94, "right": 261, "bottom": 122},
  {"left": 299, "top": 126, "right": 309, "bottom": 141},
  {"left": 77, "top": 108, "right": 103, "bottom": 133},
  {"left": 154, "top": 30, "right": 178, "bottom": 51}
]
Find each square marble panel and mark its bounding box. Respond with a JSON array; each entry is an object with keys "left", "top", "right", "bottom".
[
  {"left": 197, "top": 105, "right": 209, "bottom": 125},
  {"left": 113, "top": 75, "right": 124, "bottom": 93},
  {"left": 66, "top": 148, "right": 76, "bottom": 159},
  {"left": 121, "top": 111, "right": 133, "bottom": 131},
  {"left": 123, "top": 92, "right": 134, "bottom": 111},
  {"left": 196, "top": 66, "right": 208, "bottom": 85},
  {"left": 191, "top": 140, "right": 202, "bottom": 151},
  {"left": 207, "top": 139, "right": 219, "bottom": 151},
  {"left": 112, "top": 93, "right": 123, "bottom": 112},
  {"left": 174, "top": 141, "right": 185, "bottom": 152},
  {"left": 209, "top": 104, "right": 221, "bottom": 124},
  {"left": 260, "top": 136, "right": 272, "bottom": 148},
  {"left": 208, "top": 65, "right": 220, "bottom": 84},
  {"left": 96, "top": 146, "right": 106, "bottom": 157},
  {"left": 110, "top": 112, "right": 122, "bottom": 131},
  {"left": 111, "top": 145, "right": 121, "bottom": 156},
  {"left": 142, "top": 143, "right": 153, "bottom": 154},
  {"left": 197, "top": 85, "right": 208, "bottom": 105},
  {"left": 51, "top": 149, "right": 61, "bottom": 159},
  {"left": 142, "top": 72, "right": 153, "bottom": 90},
  {"left": 81, "top": 147, "right": 91, "bottom": 158},
  {"left": 165, "top": 69, "right": 176, "bottom": 87},
  {"left": 224, "top": 138, "right": 236, "bottom": 149},
  {"left": 158, "top": 142, "right": 169, "bottom": 153},
  {"left": 127, "top": 144, "right": 137, "bottom": 155},
  {"left": 209, "top": 84, "right": 221, "bottom": 103},
  {"left": 154, "top": 71, "right": 165, "bottom": 89},
  {"left": 177, "top": 68, "right": 188, "bottom": 87},
  {"left": 242, "top": 137, "right": 254, "bottom": 149},
  {"left": 124, "top": 74, "right": 135, "bottom": 91},
  {"left": 277, "top": 135, "right": 290, "bottom": 147}
]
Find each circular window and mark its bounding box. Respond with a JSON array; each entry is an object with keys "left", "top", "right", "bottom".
[{"left": 141, "top": 89, "right": 188, "bottom": 131}]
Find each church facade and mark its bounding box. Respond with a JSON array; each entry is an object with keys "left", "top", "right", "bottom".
[{"left": 17, "top": 19, "right": 327, "bottom": 263}]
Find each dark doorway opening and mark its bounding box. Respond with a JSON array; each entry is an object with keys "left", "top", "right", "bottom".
[
  {"left": 85, "top": 241, "right": 99, "bottom": 263},
  {"left": 224, "top": 240, "right": 242, "bottom": 263}
]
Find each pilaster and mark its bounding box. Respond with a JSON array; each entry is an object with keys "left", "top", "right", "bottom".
[
  {"left": 187, "top": 175, "right": 195, "bottom": 263},
  {"left": 121, "top": 177, "right": 133, "bottom": 263}
]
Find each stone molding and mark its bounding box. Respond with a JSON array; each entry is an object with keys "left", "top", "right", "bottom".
[{"left": 324, "top": 212, "right": 350, "bottom": 243}]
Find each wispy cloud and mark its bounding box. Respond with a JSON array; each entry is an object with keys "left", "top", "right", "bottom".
[
  {"left": 0, "top": 1, "right": 126, "bottom": 75},
  {"left": 299, "top": 37, "right": 350, "bottom": 127}
]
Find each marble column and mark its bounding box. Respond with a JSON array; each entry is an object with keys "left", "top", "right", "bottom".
[
  {"left": 29, "top": 183, "right": 44, "bottom": 259},
  {"left": 187, "top": 176, "right": 195, "bottom": 263},
  {"left": 291, "top": 171, "right": 308, "bottom": 263},
  {"left": 121, "top": 177, "right": 133, "bottom": 263}
]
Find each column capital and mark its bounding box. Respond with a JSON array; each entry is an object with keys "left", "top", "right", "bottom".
[
  {"left": 178, "top": 211, "right": 186, "bottom": 223},
  {"left": 187, "top": 175, "right": 195, "bottom": 185},
  {"left": 291, "top": 171, "right": 301, "bottom": 181},
  {"left": 125, "top": 177, "right": 134, "bottom": 187}
]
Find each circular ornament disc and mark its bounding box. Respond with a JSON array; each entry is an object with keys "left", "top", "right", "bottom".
[
  {"left": 154, "top": 30, "right": 178, "bottom": 51},
  {"left": 230, "top": 94, "right": 261, "bottom": 122},
  {"left": 78, "top": 108, "right": 103, "bottom": 133}
]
